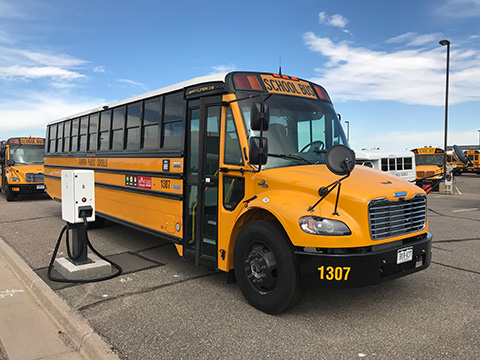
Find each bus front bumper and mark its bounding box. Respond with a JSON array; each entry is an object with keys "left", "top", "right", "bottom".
[
  {"left": 295, "top": 232, "right": 432, "bottom": 287},
  {"left": 8, "top": 184, "right": 46, "bottom": 194}
]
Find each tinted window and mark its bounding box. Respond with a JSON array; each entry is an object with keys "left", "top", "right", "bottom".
[
  {"left": 164, "top": 93, "right": 184, "bottom": 122},
  {"left": 224, "top": 108, "right": 243, "bottom": 165},
  {"left": 144, "top": 97, "right": 162, "bottom": 125},
  {"left": 126, "top": 102, "right": 142, "bottom": 150}
]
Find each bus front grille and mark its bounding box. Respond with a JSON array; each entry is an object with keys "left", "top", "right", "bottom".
[
  {"left": 368, "top": 194, "right": 427, "bottom": 240},
  {"left": 25, "top": 173, "right": 44, "bottom": 183}
]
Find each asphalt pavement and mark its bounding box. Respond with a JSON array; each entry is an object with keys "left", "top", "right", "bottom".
[{"left": 0, "top": 174, "right": 479, "bottom": 360}]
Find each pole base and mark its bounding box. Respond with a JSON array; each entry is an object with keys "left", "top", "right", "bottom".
[{"left": 54, "top": 254, "right": 112, "bottom": 280}]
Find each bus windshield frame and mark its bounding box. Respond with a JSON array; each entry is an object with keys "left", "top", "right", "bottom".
[
  {"left": 236, "top": 93, "right": 349, "bottom": 169},
  {"left": 9, "top": 144, "right": 45, "bottom": 165},
  {"left": 415, "top": 154, "right": 444, "bottom": 167}
]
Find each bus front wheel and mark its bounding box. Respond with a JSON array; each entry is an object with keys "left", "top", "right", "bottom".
[
  {"left": 234, "top": 220, "right": 303, "bottom": 314},
  {"left": 5, "top": 184, "right": 15, "bottom": 202}
]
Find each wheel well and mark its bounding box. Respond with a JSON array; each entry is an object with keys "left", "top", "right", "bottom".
[{"left": 226, "top": 208, "right": 284, "bottom": 271}]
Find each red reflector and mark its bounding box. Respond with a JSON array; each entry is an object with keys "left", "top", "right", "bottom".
[
  {"left": 234, "top": 75, "right": 251, "bottom": 90},
  {"left": 272, "top": 73, "right": 281, "bottom": 78},
  {"left": 290, "top": 77, "right": 299, "bottom": 81},
  {"left": 313, "top": 85, "right": 331, "bottom": 102},
  {"left": 435, "top": 149, "right": 444, "bottom": 153},
  {"left": 282, "top": 75, "right": 289, "bottom": 80}
]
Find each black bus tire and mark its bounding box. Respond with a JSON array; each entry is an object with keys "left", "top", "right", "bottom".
[
  {"left": 5, "top": 186, "right": 15, "bottom": 202},
  {"left": 234, "top": 220, "right": 303, "bottom": 314}
]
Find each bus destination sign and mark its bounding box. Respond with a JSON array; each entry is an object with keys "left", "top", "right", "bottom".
[{"left": 260, "top": 75, "right": 317, "bottom": 99}]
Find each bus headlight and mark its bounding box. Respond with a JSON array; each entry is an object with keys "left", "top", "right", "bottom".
[
  {"left": 9, "top": 177, "right": 20, "bottom": 182},
  {"left": 299, "top": 216, "right": 351, "bottom": 236}
]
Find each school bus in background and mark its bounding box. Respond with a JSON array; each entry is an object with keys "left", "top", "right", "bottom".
[
  {"left": 461, "top": 149, "right": 480, "bottom": 175},
  {"left": 411, "top": 147, "right": 445, "bottom": 190},
  {"left": 44, "top": 71, "right": 432, "bottom": 314},
  {"left": 0, "top": 137, "right": 46, "bottom": 202},
  {"left": 354, "top": 149, "right": 416, "bottom": 182},
  {"left": 446, "top": 152, "right": 465, "bottom": 176}
]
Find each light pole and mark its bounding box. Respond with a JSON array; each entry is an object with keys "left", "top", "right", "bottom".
[
  {"left": 345, "top": 120, "right": 350, "bottom": 142},
  {"left": 439, "top": 39, "right": 450, "bottom": 177}
]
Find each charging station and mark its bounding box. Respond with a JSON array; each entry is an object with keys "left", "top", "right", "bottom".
[{"left": 53, "top": 170, "right": 112, "bottom": 280}]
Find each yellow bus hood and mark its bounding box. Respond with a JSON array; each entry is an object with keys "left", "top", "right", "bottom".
[{"left": 247, "top": 165, "right": 426, "bottom": 248}]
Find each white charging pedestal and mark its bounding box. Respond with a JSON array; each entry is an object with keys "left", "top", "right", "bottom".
[{"left": 54, "top": 170, "right": 111, "bottom": 280}]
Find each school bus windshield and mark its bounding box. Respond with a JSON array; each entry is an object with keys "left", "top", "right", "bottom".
[
  {"left": 9, "top": 144, "right": 45, "bottom": 165},
  {"left": 415, "top": 154, "right": 444, "bottom": 167},
  {"left": 238, "top": 94, "right": 348, "bottom": 169}
]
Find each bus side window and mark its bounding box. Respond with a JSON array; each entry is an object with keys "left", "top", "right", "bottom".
[
  {"left": 224, "top": 108, "right": 243, "bottom": 165},
  {"left": 63, "top": 120, "right": 71, "bottom": 152},
  {"left": 56, "top": 122, "right": 63, "bottom": 153},
  {"left": 71, "top": 118, "right": 79, "bottom": 152},
  {"left": 404, "top": 157, "right": 412, "bottom": 170},
  {"left": 112, "top": 107, "right": 126, "bottom": 150},
  {"left": 381, "top": 158, "right": 388, "bottom": 171},
  {"left": 223, "top": 176, "right": 244, "bottom": 211},
  {"left": 126, "top": 101, "right": 142, "bottom": 151},
  {"left": 88, "top": 113, "right": 99, "bottom": 152},
  {"left": 99, "top": 110, "right": 112, "bottom": 151},
  {"left": 79, "top": 116, "right": 88, "bottom": 152},
  {"left": 48, "top": 124, "right": 57, "bottom": 153},
  {"left": 163, "top": 92, "right": 185, "bottom": 149},
  {"left": 143, "top": 96, "right": 162, "bottom": 150}
]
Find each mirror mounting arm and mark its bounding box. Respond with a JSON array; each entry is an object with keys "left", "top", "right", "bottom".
[{"left": 307, "top": 173, "right": 350, "bottom": 213}]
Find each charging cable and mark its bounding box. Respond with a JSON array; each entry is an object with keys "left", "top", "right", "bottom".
[{"left": 47, "top": 216, "right": 122, "bottom": 283}]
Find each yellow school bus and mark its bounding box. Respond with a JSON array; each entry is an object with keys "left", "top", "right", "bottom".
[
  {"left": 0, "top": 137, "right": 46, "bottom": 201},
  {"left": 446, "top": 152, "right": 465, "bottom": 175},
  {"left": 44, "top": 72, "right": 432, "bottom": 314},
  {"left": 462, "top": 149, "right": 480, "bottom": 175},
  {"left": 411, "top": 147, "right": 445, "bottom": 191}
]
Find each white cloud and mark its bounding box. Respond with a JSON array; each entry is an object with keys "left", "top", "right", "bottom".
[
  {"left": 15, "top": 49, "right": 87, "bottom": 67},
  {"left": 387, "top": 32, "right": 442, "bottom": 47},
  {"left": 118, "top": 78, "right": 146, "bottom": 88},
  {"left": 94, "top": 66, "right": 106, "bottom": 73},
  {"left": 0, "top": 92, "right": 105, "bottom": 136},
  {"left": 303, "top": 32, "right": 480, "bottom": 106},
  {"left": 0, "top": 65, "right": 86, "bottom": 80},
  {"left": 211, "top": 64, "right": 236, "bottom": 73},
  {"left": 0, "top": 0, "right": 25, "bottom": 20},
  {"left": 318, "top": 11, "right": 351, "bottom": 34},
  {"left": 436, "top": 0, "right": 480, "bottom": 17}
]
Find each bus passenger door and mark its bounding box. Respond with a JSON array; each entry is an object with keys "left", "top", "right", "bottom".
[{"left": 185, "top": 96, "right": 222, "bottom": 267}]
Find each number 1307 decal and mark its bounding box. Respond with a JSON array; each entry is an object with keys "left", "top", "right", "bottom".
[{"left": 318, "top": 266, "right": 351, "bottom": 281}]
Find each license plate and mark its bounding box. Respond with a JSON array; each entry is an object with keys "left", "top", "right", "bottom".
[
  {"left": 397, "top": 247, "right": 413, "bottom": 264},
  {"left": 36, "top": 184, "right": 45, "bottom": 190}
]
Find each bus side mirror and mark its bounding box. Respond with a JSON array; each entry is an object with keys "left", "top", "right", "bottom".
[
  {"left": 249, "top": 136, "right": 268, "bottom": 165},
  {"left": 453, "top": 144, "right": 470, "bottom": 165},
  {"left": 7, "top": 159, "right": 15, "bottom": 166},
  {"left": 250, "top": 102, "right": 270, "bottom": 131},
  {"left": 325, "top": 145, "right": 355, "bottom": 176}
]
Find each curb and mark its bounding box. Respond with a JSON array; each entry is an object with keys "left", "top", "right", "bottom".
[{"left": 0, "top": 237, "right": 119, "bottom": 360}]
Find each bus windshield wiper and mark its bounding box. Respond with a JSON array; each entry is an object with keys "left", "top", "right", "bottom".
[{"left": 268, "top": 153, "right": 312, "bottom": 164}]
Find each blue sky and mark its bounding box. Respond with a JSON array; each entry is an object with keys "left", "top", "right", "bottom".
[{"left": 1, "top": 0, "right": 479, "bottom": 150}]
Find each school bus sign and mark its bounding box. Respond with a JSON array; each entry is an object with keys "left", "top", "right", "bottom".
[{"left": 260, "top": 74, "right": 317, "bottom": 99}]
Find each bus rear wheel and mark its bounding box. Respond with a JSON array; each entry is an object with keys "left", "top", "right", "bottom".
[{"left": 234, "top": 220, "right": 303, "bottom": 314}]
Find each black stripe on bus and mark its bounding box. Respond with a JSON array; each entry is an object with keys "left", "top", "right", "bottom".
[
  {"left": 44, "top": 164, "right": 183, "bottom": 179},
  {"left": 45, "top": 174, "right": 183, "bottom": 201},
  {"left": 95, "top": 211, "right": 182, "bottom": 245},
  {"left": 45, "top": 150, "right": 183, "bottom": 158}
]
